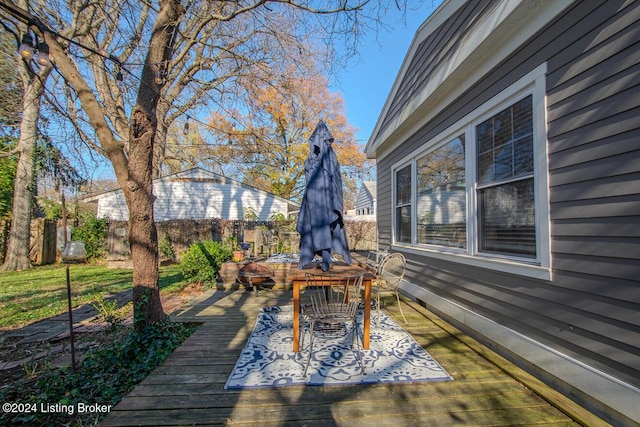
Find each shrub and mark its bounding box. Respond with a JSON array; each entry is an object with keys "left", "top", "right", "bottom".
[
  {"left": 179, "top": 240, "right": 232, "bottom": 286},
  {"left": 159, "top": 233, "right": 175, "bottom": 261},
  {"left": 71, "top": 213, "right": 108, "bottom": 261}
]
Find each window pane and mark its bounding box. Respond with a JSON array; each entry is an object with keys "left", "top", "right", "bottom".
[
  {"left": 514, "top": 137, "right": 534, "bottom": 175},
  {"left": 416, "top": 135, "right": 466, "bottom": 248},
  {"left": 513, "top": 96, "right": 534, "bottom": 178},
  {"left": 477, "top": 120, "right": 493, "bottom": 154},
  {"left": 477, "top": 94, "right": 533, "bottom": 184},
  {"left": 493, "top": 109, "right": 511, "bottom": 149},
  {"left": 396, "top": 165, "right": 411, "bottom": 205},
  {"left": 396, "top": 206, "right": 412, "bottom": 244},
  {"left": 478, "top": 152, "right": 494, "bottom": 185},
  {"left": 494, "top": 143, "right": 513, "bottom": 181},
  {"left": 513, "top": 96, "right": 533, "bottom": 140},
  {"left": 395, "top": 164, "right": 412, "bottom": 244},
  {"left": 479, "top": 178, "right": 536, "bottom": 257}
]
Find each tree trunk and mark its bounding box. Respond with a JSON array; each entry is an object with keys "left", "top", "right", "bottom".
[
  {"left": 152, "top": 102, "right": 170, "bottom": 180},
  {"left": 1, "top": 69, "right": 47, "bottom": 271},
  {"left": 126, "top": 0, "right": 185, "bottom": 328},
  {"left": 128, "top": 107, "right": 163, "bottom": 326}
]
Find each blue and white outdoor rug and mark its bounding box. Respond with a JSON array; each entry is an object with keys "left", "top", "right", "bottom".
[{"left": 224, "top": 305, "right": 453, "bottom": 389}]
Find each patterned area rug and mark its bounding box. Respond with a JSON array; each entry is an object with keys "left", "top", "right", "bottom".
[{"left": 225, "top": 305, "right": 453, "bottom": 389}]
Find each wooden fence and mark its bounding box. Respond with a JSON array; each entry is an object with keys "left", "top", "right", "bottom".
[
  {"left": 0, "top": 217, "right": 376, "bottom": 264},
  {"left": 0, "top": 218, "right": 59, "bottom": 266},
  {"left": 105, "top": 218, "right": 377, "bottom": 261},
  {"left": 30, "top": 218, "right": 58, "bottom": 265}
]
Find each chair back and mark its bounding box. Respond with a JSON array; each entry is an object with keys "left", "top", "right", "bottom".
[
  {"left": 304, "top": 273, "right": 364, "bottom": 322},
  {"left": 378, "top": 253, "right": 406, "bottom": 290}
]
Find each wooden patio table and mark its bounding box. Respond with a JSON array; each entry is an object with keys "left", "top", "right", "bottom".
[{"left": 292, "top": 264, "right": 375, "bottom": 352}]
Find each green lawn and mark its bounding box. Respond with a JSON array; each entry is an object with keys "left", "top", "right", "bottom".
[{"left": 0, "top": 264, "right": 190, "bottom": 330}]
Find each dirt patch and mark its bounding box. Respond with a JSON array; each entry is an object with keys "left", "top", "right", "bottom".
[{"left": 161, "top": 282, "right": 205, "bottom": 314}]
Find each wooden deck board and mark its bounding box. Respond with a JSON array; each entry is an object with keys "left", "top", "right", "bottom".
[
  {"left": 109, "top": 396, "right": 568, "bottom": 421},
  {"left": 100, "top": 286, "right": 610, "bottom": 427},
  {"left": 116, "top": 385, "right": 542, "bottom": 410},
  {"left": 124, "top": 379, "right": 522, "bottom": 399}
]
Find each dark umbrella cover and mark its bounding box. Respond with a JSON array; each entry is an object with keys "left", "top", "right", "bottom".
[{"left": 296, "top": 120, "right": 352, "bottom": 271}]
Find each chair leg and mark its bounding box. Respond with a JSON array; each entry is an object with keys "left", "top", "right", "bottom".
[
  {"left": 303, "top": 320, "right": 315, "bottom": 376},
  {"left": 351, "top": 321, "right": 366, "bottom": 374},
  {"left": 304, "top": 320, "right": 365, "bottom": 376},
  {"left": 375, "top": 291, "right": 381, "bottom": 327},
  {"left": 395, "top": 290, "right": 408, "bottom": 324},
  {"left": 299, "top": 315, "right": 307, "bottom": 352}
]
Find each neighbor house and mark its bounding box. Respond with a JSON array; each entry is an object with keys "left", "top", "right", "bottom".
[
  {"left": 365, "top": 1, "right": 639, "bottom": 425},
  {"left": 84, "top": 167, "right": 299, "bottom": 221},
  {"left": 354, "top": 181, "right": 377, "bottom": 216}
]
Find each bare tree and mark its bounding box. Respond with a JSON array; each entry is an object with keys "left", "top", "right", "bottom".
[
  {"left": 0, "top": 0, "right": 52, "bottom": 271},
  {"left": 151, "top": 2, "right": 377, "bottom": 179},
  {"left": 43, "top": 0, "right": 184, "bottom": 326}
]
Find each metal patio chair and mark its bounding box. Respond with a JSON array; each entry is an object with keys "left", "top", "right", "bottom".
[
  {"left": 258, "top": 229, "right": 279, "bottom": 255},
  {"left": 300, "top": 273, "right": 365, "bottom": 376},
  {"left": 373, "top": 252, "right": 408, "bottom": 326}
]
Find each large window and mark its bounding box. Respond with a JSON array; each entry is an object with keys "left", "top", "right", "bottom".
[
  {"left": 416, "top": 135, "right": 466, "bottom": 248},
  {"left": 391, "top": 64, "right": 550, "bottom": 277},
  {"left": 476, "top": 96, "right": 535, "bottom": 258}
]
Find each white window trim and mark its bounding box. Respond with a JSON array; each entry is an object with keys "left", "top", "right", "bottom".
[{"left": 391, "top": 63, "right": 551, "bottom": 281}]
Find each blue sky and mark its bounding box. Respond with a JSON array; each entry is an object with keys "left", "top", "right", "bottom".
[{"left": 332, "top": 1, "right": 442, "bottom": 145}]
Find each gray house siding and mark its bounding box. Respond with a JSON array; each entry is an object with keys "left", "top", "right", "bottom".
[
  {"left": 371, "top": 0, "right": 639, "bottom": 424},
  {"left": 355, "top": 182, "right": 376, "bottom": 215}
]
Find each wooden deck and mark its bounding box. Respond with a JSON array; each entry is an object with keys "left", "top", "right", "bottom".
[{"left": 101, "top": 287, "right": 611, "bottom": 426}]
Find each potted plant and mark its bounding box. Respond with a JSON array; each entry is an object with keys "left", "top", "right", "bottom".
[
  {"left": 232, "top": 243, "right": 244, "bottom": 262},
  {"left": 223, "top": 233, "right": 244, "bottom": 262}
]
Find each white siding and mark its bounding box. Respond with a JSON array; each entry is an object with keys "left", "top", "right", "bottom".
[
  {"left": 95, "top": 168, "right": 293, "bottom": 221},
  {"left": 97, "top": 191, "right": 128, "bottom": 221},
  {"left": 152, "top": 181, "right": 289, "bottom": 221}
]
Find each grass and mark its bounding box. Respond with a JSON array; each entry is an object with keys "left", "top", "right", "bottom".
[{"left": 0, "top": 263, "right": 191, "bottom": 330}]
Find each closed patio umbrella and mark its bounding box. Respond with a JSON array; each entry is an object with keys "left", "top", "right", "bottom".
[{"left": 296, "top": 120, "right": 352, "bottom": 271}]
